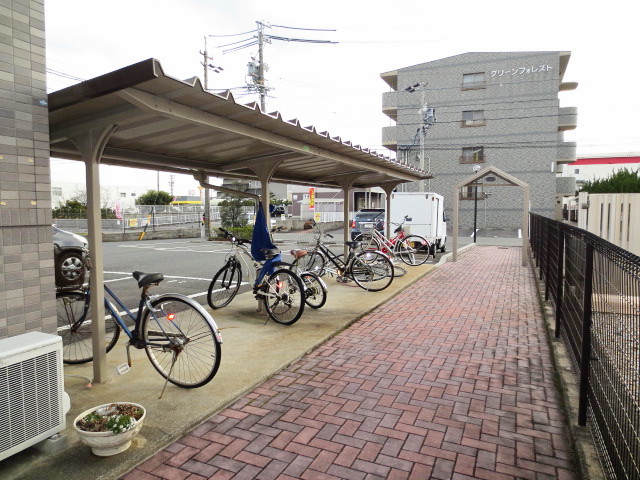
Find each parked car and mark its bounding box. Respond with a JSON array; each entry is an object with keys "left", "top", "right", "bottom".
[
  {"left": 53, "top": 225, "right": 88, "bottom": 289},
  {"left": 350, "top": 208, "right": 385, "bottom": 240}
]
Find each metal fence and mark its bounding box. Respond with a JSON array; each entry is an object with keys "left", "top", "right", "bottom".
[{"left": 530, "top": 213, "right": 640, "bottom": 480}]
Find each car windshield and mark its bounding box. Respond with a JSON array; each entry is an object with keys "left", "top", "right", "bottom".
[{"left": 356, "top": 211, "right": 384, "bottom": 221}]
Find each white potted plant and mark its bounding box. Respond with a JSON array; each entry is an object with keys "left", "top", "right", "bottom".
[{"left": 73, "top": 402, "right": 145, "bottom": 456}]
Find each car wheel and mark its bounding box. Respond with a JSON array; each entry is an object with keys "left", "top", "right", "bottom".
[{"left": 56, "top": 250, "right": 85, "bottom": 288}]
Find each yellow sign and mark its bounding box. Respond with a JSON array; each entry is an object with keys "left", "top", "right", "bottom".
[
  {"left": 314, "top": 212, "right": 321, "bottom": 222},
  {"left": 309, "top": 187, "right": 315, "bottom": 210},
  {"left": 129, "top": 219, "right": 138, "bottom": 227}
]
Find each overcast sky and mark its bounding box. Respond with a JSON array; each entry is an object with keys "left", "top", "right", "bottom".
[{"left": 45, "top": 0, "right": 639, "bottom": 196}]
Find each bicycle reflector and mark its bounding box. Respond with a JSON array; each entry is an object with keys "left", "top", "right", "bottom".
[
  {"left": 277, "top": 280, "right": 285, "bottom": 290},
  {"left": 166, "top": 312, "right": 176, "bottom": 321}
]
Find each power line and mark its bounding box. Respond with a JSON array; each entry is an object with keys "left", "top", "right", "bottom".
[{"left": 271, "top": 24, "right": 336, "bottom": 32}]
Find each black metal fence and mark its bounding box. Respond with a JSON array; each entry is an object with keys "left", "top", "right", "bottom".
[{"left": 530, "top": 213, "right": 640, "bottom": 480}]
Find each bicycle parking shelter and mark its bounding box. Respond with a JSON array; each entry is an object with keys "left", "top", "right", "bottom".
[{"left": 48, "top": 58, "right": 431, "bottom": 383}]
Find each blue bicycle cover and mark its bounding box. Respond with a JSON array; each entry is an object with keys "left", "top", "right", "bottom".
[{"left": 251, "top": 202, "right": 277, "bottom": 261}]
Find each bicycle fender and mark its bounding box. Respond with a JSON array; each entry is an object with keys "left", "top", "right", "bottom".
[{"left": 151, "top": 293, "right": 223, "bottom": 344}]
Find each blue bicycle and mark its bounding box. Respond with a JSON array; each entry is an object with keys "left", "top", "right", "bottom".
[
  {"left": 207, "top": 228, "right": 308, "bottom": 325},
  {"left": 56, "top": 269, "right": 222, "bottom": 388}
]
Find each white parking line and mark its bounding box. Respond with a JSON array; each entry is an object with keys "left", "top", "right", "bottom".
[{"left": 104, "top": 271, "right": 212, "bottom": 282}]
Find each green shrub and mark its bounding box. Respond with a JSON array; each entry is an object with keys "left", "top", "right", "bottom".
[{"left": 580, "top": 168, "right": 640, "bottom": 193}]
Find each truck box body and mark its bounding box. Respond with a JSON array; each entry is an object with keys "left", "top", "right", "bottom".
[{"left": 390, "top": 192, "right": 447, "bottom": 251}]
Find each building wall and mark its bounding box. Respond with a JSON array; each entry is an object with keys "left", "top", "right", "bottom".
[
  {"left": 0, "top": 0, "right": 55, "bottom": 338},
  {"left": 385, "top": 52, "right": 572, "bottom": 228}
]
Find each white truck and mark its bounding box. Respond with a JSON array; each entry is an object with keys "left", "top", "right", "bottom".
[{"left": 390, "top": 192, "right": 447, "bottom": 253}]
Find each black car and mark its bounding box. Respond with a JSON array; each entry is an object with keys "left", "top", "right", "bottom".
[
  {"left": 53, "top": 225, "right": 88, "bottom": 289},
  {"left": 350, "top": 208, "right": 385, "bottom": 240}
]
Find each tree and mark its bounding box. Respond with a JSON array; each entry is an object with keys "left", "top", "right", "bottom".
[
  {"left": 135, "top": 190, "right": 174, "bottom": 205},
  {"left": 219, "top": 197, "right": 250, "bottom": 228},
  {"left": 579, "top": 168, "right": 640, "bottom": 194}
]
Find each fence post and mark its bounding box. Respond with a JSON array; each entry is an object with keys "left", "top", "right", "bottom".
[
  {"left": 578, "top": 241, "right": 594, "bottom": 426},
  {"left": 539, "top": 219, "right": 546, "bottom": 280},
  {"left": 555, "top": 227, "right": 564, "bottom": 338},
  {"left": 545, "top": 223, "right": 552, "bottom": 299}
]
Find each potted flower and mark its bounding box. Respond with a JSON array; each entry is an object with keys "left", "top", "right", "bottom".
[{"left": 74, "top": 402, "right": 145, "bottom": 456}]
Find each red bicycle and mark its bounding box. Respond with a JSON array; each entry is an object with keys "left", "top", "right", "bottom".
[{"left": 354, "top": 215, "right": 431, "bottom": 266}]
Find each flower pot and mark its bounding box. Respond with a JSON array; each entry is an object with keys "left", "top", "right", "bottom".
[{"left": 74, "top": 402, "right": 145, "bottom": 456}]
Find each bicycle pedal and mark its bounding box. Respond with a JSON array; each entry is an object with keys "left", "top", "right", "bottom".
[{"left": 115, "top": 363, "right": 130, "bottom": 376}]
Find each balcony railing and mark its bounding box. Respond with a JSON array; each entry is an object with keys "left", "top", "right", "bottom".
[
  {"left": 461, "top": 81, "right": 486, "bottom": 90},
  {"left": 460, "top": 119, "right": 486, "bottom": 127},
  {"left": 459, "top": 154, "right": 486, "bottom": 164}
]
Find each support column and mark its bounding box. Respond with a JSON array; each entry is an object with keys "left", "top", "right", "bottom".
[
  {"left": 335, "top": 175, "right": 359, "bottom": 258},
  {"left": 70, "top": 125, "right": 118, "bottom": 384},
  {"left": 522, "top": 186, "right": 530, "bottom": 266},
  {"left": 249, "top": 160, "right": 284, "bottom": 230},
  {"left": 380, "top": 182, "right": 402, "bottom": 239},
  {"left": 452, "top": 185, "right": 459, "bottom": 262}
]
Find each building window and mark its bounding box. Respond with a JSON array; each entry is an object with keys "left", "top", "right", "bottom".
[
  {"left": 462, "top": 72, "right": 486, "bottom": 89},
  {"left": 460, "top": 185, "right": 485, "bottom": 200},
  {"left": 460, "top": 147, "right": 485, "bottom": 164},
  {"left": 574, "top": 168, "right": 580, "bottom": 174},
  {"left": 52, "top": 187, "right": 62, "bottom": 195},
  {"left": 461, "top": 110, "right": 485, "bottom": 127},
  {"left": 120, "top": 192, "right": 127, "bottom": 198},
  {"left": 131, "top": 193, "right": 136, "bottom": 197}
]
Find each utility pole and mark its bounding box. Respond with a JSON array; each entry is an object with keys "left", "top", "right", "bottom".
[
  {"left": 257, "top": 21, "right": 267, "bottom": 111},
  {"left": 169, "top": 175, "right": 175, "bottom": 196}
]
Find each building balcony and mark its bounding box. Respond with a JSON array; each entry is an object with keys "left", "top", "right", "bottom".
[
  {"left": 557, "top": 141, "right": 577, "bottom": 164},
  {"left": 459, "top": 154, "right": 488, "bottom": 164},
  {"left": 382, "top": 125, "right": 397, "bottom": 151},
  {"left": 380, "top": 70, "right": 398, "bottom": 90},
  {"left": 382, "top": 91, "right": 398, "bottom": 121},
  {"left": 558, "top": 107, "right": 577, "bottom": 131},
  {"left": 559, "top": 81, "right": 578, "bottom": 91}
]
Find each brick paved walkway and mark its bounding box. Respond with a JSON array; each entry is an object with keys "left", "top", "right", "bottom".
[{"left": 124, "top": 247, "right": 575, "bottom": 480}]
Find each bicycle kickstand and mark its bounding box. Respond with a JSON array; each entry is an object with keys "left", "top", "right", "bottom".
[{"left": 158, "top": 351, "right": 178, "bottom": 399}]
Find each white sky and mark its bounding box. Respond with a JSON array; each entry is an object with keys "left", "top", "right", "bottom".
[{"left": 45, "top": 0, "right": 640, "bottom": 196}]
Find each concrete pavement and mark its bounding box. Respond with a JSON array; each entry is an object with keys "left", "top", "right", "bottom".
[
  {"left": 1, "top": 249, "right": 442, "bottom": 480},
  {"left": 123, "top": 245, "right": 575, "bottom": 480}
]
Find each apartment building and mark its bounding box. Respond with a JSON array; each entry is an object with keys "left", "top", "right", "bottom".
[{"left": 381, "top": 51, "right": 577, "bottom": 228}]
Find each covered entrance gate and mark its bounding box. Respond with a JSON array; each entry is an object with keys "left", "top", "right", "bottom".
[
  {"left": 48, "top": 58, "right": 431, "bottom": 383},
  {"left": 451, "top": 166, "right": 529, "bottom": 265}
]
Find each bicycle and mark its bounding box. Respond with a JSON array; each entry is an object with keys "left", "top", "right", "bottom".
[
  {"left": 291, "top": 222, "right": 395, "bottom": 292},
  {"left": 207, "top": 228, "right": 306, "bottom": 325},
  {"left": 56, "top": 268, "right": 223, "bottom": 390},
  {"left": 354, "top": 215, "right": 431, "bottom": 266}
]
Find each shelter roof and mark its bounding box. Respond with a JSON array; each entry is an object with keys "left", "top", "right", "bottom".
[{"left": 48, "top": 58, "right": 430, "bottom": 189}]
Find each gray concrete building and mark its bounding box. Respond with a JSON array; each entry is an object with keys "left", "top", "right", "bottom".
[
  {"left": 0, "top": 0, "right": 55, "bottom": 338},
  {"left": 381, "top": 51, "right": 577, "bottom": 228}
]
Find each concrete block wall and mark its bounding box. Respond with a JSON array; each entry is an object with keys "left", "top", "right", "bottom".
[
  {"left": 387, "top": 52, "right": 571, "bottom": 229},
  {"left": 0, "top": 0, "right": 55, "bottom": 338}
]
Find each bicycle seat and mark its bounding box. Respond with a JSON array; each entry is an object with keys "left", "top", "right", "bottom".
[
  {"left": 132, "top": 271, "right": 164, "bottom": 288},
  {"left": 237, "top": 238, "right": 251, "bottom": 245},
  {"left": 345, "top": 241, "right": 361, "bottom": 250},
  {"left": 261, "top": 248, "right": 280, "bottom": 259},
  {"left": 290, "top": 249, "right": 308, "bottom": 258}
]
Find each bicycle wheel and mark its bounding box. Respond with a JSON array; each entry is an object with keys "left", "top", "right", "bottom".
[
  {"left": 354, "top": 233, "right": 381, "bottom": 251},
  {"left": 349, "top": 251, "right": 394, "bottom": 292},
  {"left": 56, "top": 291, "right": 120, "bottom": 364},
  {"left": 294, "top": 251, "right": 326, "bottom": 276},
  {"left": 300, "top": 272, "right": 327, "bottom": 309},
  {"left": 207, "top": 262, "right": 242, "bottom": 309},
  {"left": 396, "top": 235, "right": 430, "bottom": 266},
  {"left": 263, "top": 269, "right": 305, "bottom": 325},
  {"left": 142, "top": 296, "right": 221, "bottom": 388}
]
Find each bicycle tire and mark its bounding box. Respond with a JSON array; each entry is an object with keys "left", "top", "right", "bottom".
[
  {"left": 56, "top": 291, "right": 120, "bottom": 364},
  {"left": 349, "top": 251, "right": 394, "bottom": 292},
  {"left": 294, "top": 251, "right": 326, "bottom": 276},
  {"left": 142, "top": 295, "right": 221, "bottom": 388},
  {"left": 207, "top": 262, "right": 242, "bottom": 309},
  {"left": 263, "top": 269, "right": 305, "bottom": 325},
  {"left": 353, "top": 233, "right": 381, "bottom": 251},
  {"left": 396, "top": 235, "right": 430, "bottom": 266},
  {"left": 300, "top": 272, "right": 327, "bottom": 309}
]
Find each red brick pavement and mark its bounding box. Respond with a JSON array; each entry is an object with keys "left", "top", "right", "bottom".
[{"left": 123, "top": 247, "right": 575, "bottom": 480}]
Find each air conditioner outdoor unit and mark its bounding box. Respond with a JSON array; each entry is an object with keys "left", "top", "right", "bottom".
[{"left": 0, "top": 332, "right": 69, "bottom": 461}]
